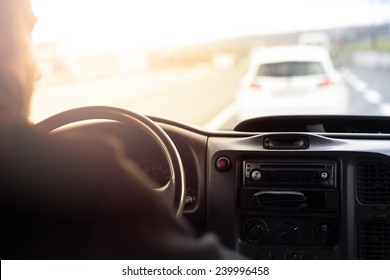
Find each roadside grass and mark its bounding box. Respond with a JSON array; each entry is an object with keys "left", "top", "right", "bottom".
[{"left": 342, "top": 36, "right": 390, "bottom": 52}]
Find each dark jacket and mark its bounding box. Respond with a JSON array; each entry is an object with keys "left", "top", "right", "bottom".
[{"left": 1, "top": 122, "right": 239, "bottom": 259}]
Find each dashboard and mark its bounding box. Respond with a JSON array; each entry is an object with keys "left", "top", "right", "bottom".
[
  {"left": 206, "top": 132, "right": 390, "bottom": 260},
  {"left": 60, "top": 114, "right": 390, "bottom": 260}
]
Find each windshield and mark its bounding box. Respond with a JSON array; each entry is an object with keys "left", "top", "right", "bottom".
[{"left": 29, "top": 0, "right": 390, "bottom": 130}]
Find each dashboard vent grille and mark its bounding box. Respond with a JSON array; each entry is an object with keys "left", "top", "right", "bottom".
[
  {"left": 357, "top": 162, "right": 390, "bottom": 204},
  {"left": 358, "top": 222, "right": 390, "bottom": 259}
]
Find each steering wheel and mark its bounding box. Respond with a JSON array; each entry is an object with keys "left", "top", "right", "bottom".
[{"left": 35, "top": 106, "right": 186, "bottom": 218}]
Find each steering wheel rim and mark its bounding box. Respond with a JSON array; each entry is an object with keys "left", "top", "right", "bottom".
[{"left": 35, "top": 106, "right": 186, "bottom": 218}]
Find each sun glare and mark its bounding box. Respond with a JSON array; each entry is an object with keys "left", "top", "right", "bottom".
[
  {"left": 31, "top": 0, "right": 239, "bottom": 56},
  {"left": 30, "top": 0, "right": 383, "bottom": 57}
]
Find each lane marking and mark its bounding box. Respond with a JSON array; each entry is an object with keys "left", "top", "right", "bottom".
[
  {"left": 379, "top": 103, "right": 390, "bottom": 115},
  {"left": 340, "top": 68, "right": 358, "bottom": 83},
  {"left": 351, "top": 79, "right": 368, "bottom": 93},
  {"left": 342, "top": 68, "right": 387, "bottom": 114},
  {"left": 363, "top": 89, "right": 383, "bottom": 104},
  {"left": 204, "top": 103, "right": 237, "bottom": 130}
]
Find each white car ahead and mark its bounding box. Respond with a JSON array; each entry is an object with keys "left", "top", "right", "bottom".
[{"left": 235, "top": 45, "right": 349, "bottom": 121}]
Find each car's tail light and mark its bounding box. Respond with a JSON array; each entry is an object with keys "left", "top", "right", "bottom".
[
  {"left": 250, "top": 82, "right": 261, "bottom": 89},
  {"left": 318, "top": 78, "right": 336, "bottom": 87}
]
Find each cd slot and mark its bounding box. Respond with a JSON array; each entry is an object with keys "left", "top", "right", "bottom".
[{"left": 240, "top": 189, "right": 339, "bottom": 212}]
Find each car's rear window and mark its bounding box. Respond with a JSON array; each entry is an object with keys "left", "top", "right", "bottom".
[{"left": 257, "top": 61, "right": 325, "bottom": 77}]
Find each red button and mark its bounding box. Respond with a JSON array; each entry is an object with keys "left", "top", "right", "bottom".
[{"left": 216, "top": 157, "right": 231, "bottom": 171}]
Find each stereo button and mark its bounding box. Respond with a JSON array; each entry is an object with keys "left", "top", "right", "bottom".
[
  {"left": 304, "top": 253, "right": 321, "bottom": 260},
  {"left": 216, "top": 157, "right": 231, "bottom": 171},
  {"left": 287, "top": 252, "right": 302, "bottom": 260},
  {"left": 257, "top": 251, "right": 272, "bottom": 260}
]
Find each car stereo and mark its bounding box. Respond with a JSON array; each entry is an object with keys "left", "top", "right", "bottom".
[{"left": 238, "top": 160, "right": 340, "bottom": 259}]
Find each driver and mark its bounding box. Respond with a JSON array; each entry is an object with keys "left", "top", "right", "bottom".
[{"left": 0, "top": 0, "right": 240, "bottom": 259}]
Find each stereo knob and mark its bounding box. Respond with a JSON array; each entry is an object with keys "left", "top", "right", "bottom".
[
  {"left": 320, "top": 171, "right": 329, "bottom": 179},
  {"left": 243, "top": 218, "right": 269, "bottom": 243},
  {"left": 279, "top": 222, "right": 301, "bottom": 241},
  {"left": 251, "top": 170, "right": 262, "bottom": 181},
  {"left": 314, "top": 224, "right": 336, "bottom": 245}
]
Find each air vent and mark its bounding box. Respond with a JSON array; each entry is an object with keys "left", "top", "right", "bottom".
[
  {"left": 358, "top": 222, "right": 390, "bottom": 259},
  {"left": 357, "top": 162, "right": 390, "bottom": 204}
]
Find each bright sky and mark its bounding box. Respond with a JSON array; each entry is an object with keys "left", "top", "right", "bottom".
[{"left": 31, "top": 0, "right": 390, "bottom": 56}]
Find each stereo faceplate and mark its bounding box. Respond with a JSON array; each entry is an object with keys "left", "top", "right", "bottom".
[{"left": 243, "top": 161, "right": 335, "bottom": 188}]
